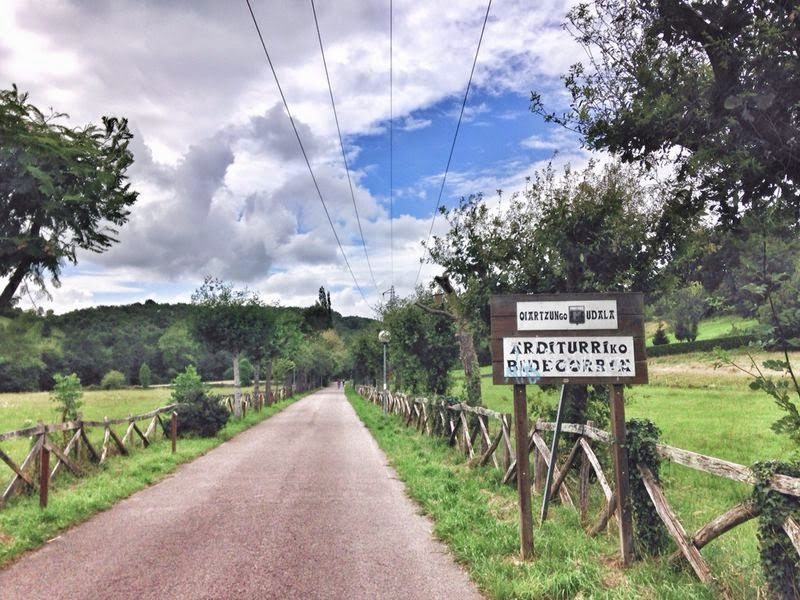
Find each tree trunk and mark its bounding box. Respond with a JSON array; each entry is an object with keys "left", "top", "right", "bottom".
[
  {"left": 457, "top": 322, "right": 482, "bottom": 407},
  {"left": 252, "top": 362, "right": 260, "bottom": 410},
  {"left": 264, "top": 358, "right": 273, "bottom": 405},
  {"left": 233, "top": 353, "right": 242, "bottom": 419},
  {"left": 0, "top": 258, "right": 34, "bottom": 313}
]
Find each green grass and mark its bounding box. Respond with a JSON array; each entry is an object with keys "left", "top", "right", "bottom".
[
  {"left": 644, "top": 315, "right": 757, "bottom": 345},
  {"left": 0, "top": 391, "right": 307, "bottom": 566},
  {"left": 347, "top": 386, "right": 715, "bottom": 599},
  {"left": 434, "top": 348, "right": 799, "bottom": 597}
]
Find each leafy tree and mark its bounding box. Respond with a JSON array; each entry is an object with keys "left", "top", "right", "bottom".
[
  {"left": 532, "top": 0, "right": 800, "bottom": 228},
  {"left": 100, "top": 369, "right": 126, "bottom": 389},
  {"left": 428, "top": 161, "right": 677, "bottom": 419},
  {"left": 0, "top": 312, "right": 49, "bottom": 391},
  {"left": 191, "top": 277, "right": 269, "bottom": 418},
  {"left": 345, "top": 328, "right": 383, "bottom": 386},
  {"left": 383, "top": 292, "right": 458, "bottom": 397},
  {"left": 50, "top": 372, "right": 83, "bottom": 422},
  {"left": 138, "top": 362, "right": 151, "bottom": 389},
  {"left": 0, "top": 86, "right": 138, "bottom": 311}
]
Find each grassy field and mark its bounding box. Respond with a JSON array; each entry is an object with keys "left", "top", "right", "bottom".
[
  {"left": 0, "top": 388, "right": 307, "bottom": 566},
  {"left": 644, "top": 315, "right": 757, "bottom": 344}
]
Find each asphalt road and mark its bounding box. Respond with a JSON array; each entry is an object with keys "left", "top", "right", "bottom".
[{"left": 0, "top": 387, "right": 483, "bottom": 599}]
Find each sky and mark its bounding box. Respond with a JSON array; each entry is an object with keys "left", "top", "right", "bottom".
[{"left": 1, "top": 0, "right": 590, "bottom": 318}]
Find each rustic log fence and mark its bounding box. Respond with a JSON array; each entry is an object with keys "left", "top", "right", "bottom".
[
  {"left": 0, "top": 405, "right": 179, "bottom": 509},
  {"left": 219, "top": 384, "right": 295, "bottom": 414},
  {"left": 357, "top": 386, "right": 800, "bottom": 590}
]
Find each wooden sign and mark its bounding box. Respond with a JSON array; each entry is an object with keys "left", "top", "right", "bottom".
[{"left": 490, "top": 292, "right": 648, "bottom": 385}]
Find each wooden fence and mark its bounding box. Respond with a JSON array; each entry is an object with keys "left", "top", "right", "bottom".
[
  {"left": 0, "top": 405, "right": 178, "bottom": 508},
  {"left": 219, "top": 384, "right": 295, "bottom": 415},
  {"left": 358, "top": 386, "right": 800, "bottom": 590}
]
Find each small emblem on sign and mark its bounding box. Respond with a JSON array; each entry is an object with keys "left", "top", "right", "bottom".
[{"left": 568, "top": 306, "right": 586, "bottom": 325}]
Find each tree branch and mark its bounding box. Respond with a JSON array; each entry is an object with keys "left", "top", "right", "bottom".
[{"left": 414, "top": 301, "right": 454, "bottom": 320}]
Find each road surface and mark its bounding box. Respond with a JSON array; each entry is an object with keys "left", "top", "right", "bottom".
[{"left": 0, "top": 387, "right": 483, "bottom": 599}]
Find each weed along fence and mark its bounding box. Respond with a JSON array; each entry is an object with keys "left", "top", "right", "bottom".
[
  {"left": 356, "top": 385, "right": 800, "bottom": 595},
  {"left": 0, "top": 405, "right": 178, "bottom": 509}
]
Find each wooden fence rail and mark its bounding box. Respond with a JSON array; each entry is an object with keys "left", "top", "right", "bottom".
[
  {"left": 357, "top": 385, "right": 800, "bottom": 589},
  {"left": 0, "top": 404, "right": 178, "bottom": 508}
]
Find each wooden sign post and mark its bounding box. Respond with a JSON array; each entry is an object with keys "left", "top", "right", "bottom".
[{"left": 490, "top": 292, "right": 647, "bottom": 566}]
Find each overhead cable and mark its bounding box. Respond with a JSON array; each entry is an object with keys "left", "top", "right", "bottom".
[
  {"left": 245, "top": 0, "right": 369, "bottom": 305},
  {"left": 310, "top": 0, "right": 379, "bottom": 295},
  {"left": 414, "top": 0, "right": 493, "bottom": 288}
]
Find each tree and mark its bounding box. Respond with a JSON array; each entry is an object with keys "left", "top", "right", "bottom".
[
  {"left": 428, "top": 161, "right": 677, "bottom": 421},
  {"left": 157, "top": 320, "right": 202, "bottom": 378},
  {"left": 0, "top": 86, "right": 138, "bottom": 311},
  {"left": 191, "top": 277, "right": 267, "bottom": 418},
  {"left": 656, "top": 282, "right": 708, "bottom": 342},
  {"left": 532, "top": 0, "right": 800, "bottom": 228},
  {"left": 138, "top": 362, "right": 152, "bottom": 389},
  {"left": 382, "top": 291, "right": 458, "bottom": 397},
  {"left": 304, "top": 286, "right": 334, "bottom": 331}
]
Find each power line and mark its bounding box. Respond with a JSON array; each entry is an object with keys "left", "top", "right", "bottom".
[
  {"left": 244, "top": 0, "right": 369, "bottom": 305},
  {"left": 310, "top": 0, "right": 379, "bottom": 294},
  {"left": 414, "top": 0, "right": 493, "bottom": 288},
  {"left": 389, "top": 0, "right": 394, "bottom": 290}
]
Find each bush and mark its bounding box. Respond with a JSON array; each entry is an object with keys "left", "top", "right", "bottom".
[
  {"left": 171, "top": 365, "right": 205, "bottom": 403},
  {"left": 172, "top": 391, "right": 230, "bottom": 437},
  {"left": 646, "top": 335, "right": 756, "bottom": 357},
  {"left": 51, "top": 373, "right": 83, "bottom": 422},
  {"left": 652, "top": 326, "right": 670, "bottom": 346},
  {"left": 168, "top": 365, "right": 227, "bottom": 437},
  {"left": 100, "top": 369, "right": 127, "bottom": 389}
]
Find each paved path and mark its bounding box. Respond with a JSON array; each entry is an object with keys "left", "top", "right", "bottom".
[{"left": 0, "top": 387, "right": 483, "bottom": 599}]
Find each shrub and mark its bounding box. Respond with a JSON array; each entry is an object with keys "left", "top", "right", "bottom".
[
  {"left": 168, "top": 365, "right": 228, "bottom": 437},
  {"left": 652, "top": 326, "right": 670, "bottom": 346},
  {"left": 101, "top": 369, "right": 127, "bottom": 390},
  {"left": 50, "top": 373, "right": 83, "bottom": 422},
  {"left": 138, "top": 362, "right": 152, "bottom": 389},
  {"left": 646, "top": 334, "right": 757, "bottom": 357},
  {"left": 171, "top": 365, "right": 205, "bottom": 403},
  {"left": 172, "top": 391, "right": 230, "bottom": 437}
]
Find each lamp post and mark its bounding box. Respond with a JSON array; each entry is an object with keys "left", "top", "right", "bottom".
[{"left": 378, "top": 330, "right": 391, "bottom": 414}]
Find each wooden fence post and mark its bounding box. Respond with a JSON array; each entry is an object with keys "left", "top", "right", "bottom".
[
  {"left": 39, "top": 431, "right": 49, "bottom": 509},
  {"left": 171, "top": 412, "right": 177, "bottom": 454},
  {"left": 580, "top": 421, "right": 594, "bottom": 524},
  {"left": 513, "top": 384, "right": 534, "bottom": 559}
]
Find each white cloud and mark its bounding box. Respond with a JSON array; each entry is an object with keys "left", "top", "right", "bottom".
[{"left": 2, "top": 0, "right": 584, "bottom": 316}]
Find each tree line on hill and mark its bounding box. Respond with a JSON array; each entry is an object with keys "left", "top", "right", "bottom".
[{"left": 0, "top": 285, "right": 376, "bottom": 397}]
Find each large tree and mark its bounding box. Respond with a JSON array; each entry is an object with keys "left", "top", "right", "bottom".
[
  {"left": 532, "top": 0, "right": 800, "bottom": 228},
  {"left": 0, "top": 86, "right": 138, "bottom": 311},
  {"left": 191, "top": 277, "right": 272, "bottom": 418}
]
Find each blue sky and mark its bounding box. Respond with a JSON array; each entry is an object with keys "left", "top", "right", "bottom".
[{"left": 1, "top": 0, "right": 588, "bottom": 317}]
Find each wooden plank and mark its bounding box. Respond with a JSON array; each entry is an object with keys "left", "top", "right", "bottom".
[
  {"left": 0, "top": 446, "right": 34, "bottom": 487},
  {"left": 460, "top": 412, "right": 474, "bottom": 458},
  {"left": 783, "top": 516, "right": 800, "bottom": 556},
  {"left": 100, "top": 426, "right": 111, "bottom": 464},
  {"left": 107, "top": 424, "right": 129, "bottom": 456},
  {"left": 80, "top": 427, "right": 100, "bottom": 463},
  {"left": 2, "top": 436, "right": 43, "bottom": 501},
  {"left": 656, "top": 444, "right": 752, "bottom": 484},
  {"left": 589, "top": 491, "right": 617, "bottom": 536},
  {"left": 579, "top": 438, "right": 613, "bottom": 501},
  {"left": 49, "top": 428, "right": 82, "bottom": 480},
  {"left": 638, "top": 464, "right": 713, "bottom": 583},
  {"left": 548, "top": 439, "right": 582, "bottom": 501},
  {"left": 536, "top": 421, "right": 612, "bottom": 444},
  {"left": 531, "top": 432, "right": 574, "bottom": 507},
  {"left": 669, "top": 500, "right": 760, "bottom": 564},
  {"left": 132, "top": 422, "right": 150, "bottom": 448},
  {"left": 44, "top": 441, "right": 81, "bottom": 477},
  {"left": 478, "top": 431, "right": 502, "bottom": 468},
  {"left": 121, "top": 421, "right": 136, "bottom": 447}
]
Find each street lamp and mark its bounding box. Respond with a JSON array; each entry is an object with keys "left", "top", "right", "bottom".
[{"left": 378, "top": 330, "right": 391, "bottom": 414}]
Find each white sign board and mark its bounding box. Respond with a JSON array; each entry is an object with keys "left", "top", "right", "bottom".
[
  {"left": 516, "top": 300, "right": 618, "bottom": 331},
  {"left": 503, "top": 336, "right": 636, "bottom": 379}
]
